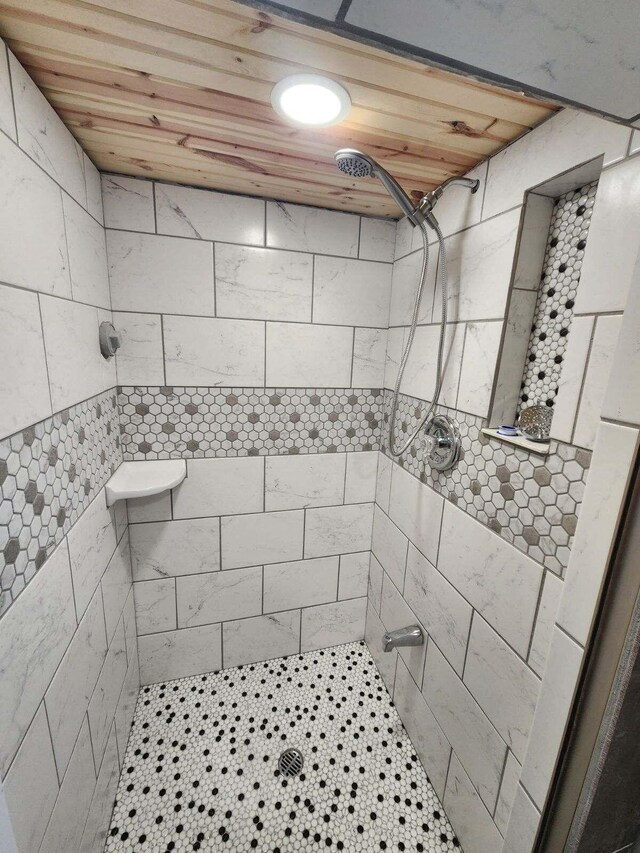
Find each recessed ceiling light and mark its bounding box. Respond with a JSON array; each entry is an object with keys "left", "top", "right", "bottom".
[{"left": 271, "top": 74, "right": 351, "bottom": 127}]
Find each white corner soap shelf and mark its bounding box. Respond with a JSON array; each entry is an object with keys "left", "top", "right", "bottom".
[{"left": 105, "top": 460, "right": 186, "bottom": 506}]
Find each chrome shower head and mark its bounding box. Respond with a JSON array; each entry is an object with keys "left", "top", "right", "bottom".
[{"left": 334, "top": 148, "right": 424, "bottom": 226}]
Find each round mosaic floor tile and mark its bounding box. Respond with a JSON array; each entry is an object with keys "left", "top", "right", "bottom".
[{"left": 105, "top": 642, "right": 461, "bottom": 852}]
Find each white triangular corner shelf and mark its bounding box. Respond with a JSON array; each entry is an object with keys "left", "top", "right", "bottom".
[{"left": 105, "top": 460, "right": 186, "bottom": 506}]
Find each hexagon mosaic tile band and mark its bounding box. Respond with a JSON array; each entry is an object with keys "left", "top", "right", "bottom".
[
  {"left": 105, "top": 642, "right": 461, "bottom": 853},
  {"left": 118, "top": 388, "right": 384, "bottom": 460},
  {"left": 0, "top": 390, "right": 121, "bottom": 617},
  {"left": 382, "top": 391, "right": 591, "bottom": 576}
]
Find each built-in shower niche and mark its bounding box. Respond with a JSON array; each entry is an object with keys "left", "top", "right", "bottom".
[{"left": 490, "top": 156, "right": 603, "bottom": 437}]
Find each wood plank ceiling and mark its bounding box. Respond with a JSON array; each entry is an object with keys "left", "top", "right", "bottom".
[{"left": 0, "top": 0, "right": 558, "bottom": 217}]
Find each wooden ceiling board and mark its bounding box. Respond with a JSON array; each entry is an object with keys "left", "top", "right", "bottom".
[{"left": 0, "top": 0, "right": 558, "bottom": 217}]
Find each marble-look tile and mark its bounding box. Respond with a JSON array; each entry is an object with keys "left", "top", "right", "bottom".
[
  {"left": 164, "top": 315, "right": 264, "bottom": 386},
  {"left": 266, "top": 201, "right": 359, "bottom": 257},
  {"left": 304, "top": 503, "right": 374, "bottom": 558},
  {"left": 574, "top": 314, "right": 623, "bottom": 449},
  {"left": 373, "top": 503, "right": 409, "bottom": 593},
  {"left": 0, "top": 541, "right": 76, "bottom": 776},
  {"left": 380, "top": 573, "right": 426, "bottom": 686},
  {"left": 0, "top": 284, "right": 51, "bottom": 439},
  {"left": 173, "top": 456, "right": 264, "bottom": 518},
  {"left": 352, "top": 327, "right": 387, "bottom": 386},
  {"left": 87, "top": 617, "right": 128, "bottom": 768},
  {"left": 528, "top": 571, "right": 564, "bottom": 677},
  {"left": 631, "top": 130, "right": 640, "bottom": 155},
  {"left": 131, "top": 516, "right": 220, "bottom": 580},
  {"left": 101, "top": 175, "right": 155, "bottom": 233},
  {"left": 134, "top": 578, "right": 176, "bottom": 635},
  {"left": 365, "top": 600, "right": 397, "bottom": 694},
  {"left": 123, "top": 588, "right": 137, "bottom": 664},
  {"left": 107, "top": 231, "right": 214, "bottom": 315},
  {"left": 111, "top": 498, "right": 128, "bottom": 545},
  {"left": 63, "top": 194, "right": 110, "bottom": 308},
  {"left": 575, "top": 157, "right": 640, "bottom": 314},
  {"left": 404, "top": 544, "right": 472, "bottom": 676},
  {"left": 0, "top": 44, "right": 15, "bottom": 140},
  {"left": 375, "top": 451, "right": 392, "bottom": 514},
  {"left": 265, "top": 321, "right": 353, "bottom": 387},
  {"left": 338, "top": 551, "right": 369, "bottom": 599},
  {"left": 156, "top": 182, "right": 264, "bottom": 245},
  {"left": 67, "top": 489, "right": 118, "bottom": 619},
  {"left": 359, "top": 217, "right": 396, "bottom": 262},
  {"left": 390, "top": 249, "right": 434, "bottom": 326},
  {"left": 603, "top": 253, "right": 640, "bottom": 425},
  {"left": 301, "top": 597, "right": 367, "bottom": 652},
  {"left": 483, "top": 110, "right": 630, "bottom": 219},
  {"left": 0, "top": 132, "right": 70, "bottom": 297},
  {"left": 3, "top": 703, "right": 60, "bottom": 853},
  {"left": 502, "top": 785, "right": 541, "bottom": 853},
  {"left": 345, "top": 451, "right": 378, "bottom": 503},
  {"left": 399, "top": 322, "right": 464, "bottom": 407},
  {"left": 512, "top": 194, "right": 554, "bottom": 291},
  {"left": 40, "top": 297, "right": 115, "bottom": 411},
  {"left": 138, "top": 623, "right": 222, "bottom": 685},
  {"left": 389, "top": 463, "right": 443, "bottom": 565},
  {"left": 548, "top": 314, "right": 595, "bottom": 443},
  {"left": 263, "top": 556, "right": 339, "bottom": 612},
  {"left": 127, "top": 492, "right": 172, "bottom": 523},
  {"left": 438, "top": 502, "right": 542, "bottom": 657},
  {"left": 435, "top": 208, "right": 521, "bottom": 323},
  {"left": 383, "top": 326, "right": 407, "bottom": 390},
  {"left": 423, "top": 642, "right": 507, "bottom": 811},
  {"left": 392, "top": 657, "right": 451, "bottom": 801},
  {"left": 177, "top": 566, "right": 262, "bottom": 627},
  {"left": 494, "top": 750, "right": 522, "bottom": 836},
  {"left": 83, "top": 154, "right": 103, "bottom": 224},
  {"left": 114, "top": 651, "right": 139, "bottom": 765},
  {"left": 520, "top": 627, "right": 583, "bottom": 808},
  {"left": 215, "top": 244, "right": 312, "bottom": 322},
  {"left": 558, "top": 422, "right": 639, "bottom": 645},
  {"left": 113, "top": 311, "right": 164, "bottom": 385},
  {"left": 100, "top": 532, "right": 132, "bottom": 642},
  {"left": 443, "top": 753, "right": 504, "bottom": 853},
  {"left": 429, "top": 162, "right": 488, "bottom": 240},
  {"left": 265, "top": 453, "right": 345, "bottom": 510},
  {"left": 458, "top": 321, "right": 504, "bottom": 417},
  {"left": 39, "top": 717, "right": 96, "bottom": 853},
  {"left": 222, "top": 510, "right": 304, "bottom": 569},
  {"left": 368, "top": 553, "right": 384, "bottom": 612},
  {"left": 394, "top": 217, "right": 414, "bottom": 261},
  {"left": 313, "top": 256, "right": 392, "bottom": 328},
  {"left": 45, "top": 587, "right": 107, "bottom": 778},
  {"left": 492, "top": 289, "right": 538, "bottom": 426},
  {"left": 79, "top": 724, "right": 119, "bottom": 853},
  {"left": 9, "top": 53, "right": 86, "bottom": 205},
  {"left": 223, "top": 610, "right": 300, "bottom": 668},
  {"left": 463, "top": 616, "right": 541, "bottom": 762}
]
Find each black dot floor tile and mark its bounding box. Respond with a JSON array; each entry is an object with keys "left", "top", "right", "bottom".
[{"left": 105, "top": 642, "right": 461, "bottom": 852}]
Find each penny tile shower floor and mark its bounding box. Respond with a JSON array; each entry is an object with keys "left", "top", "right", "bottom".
[{"left": 105, "top": 642, "right": 461, "bottom": 852}]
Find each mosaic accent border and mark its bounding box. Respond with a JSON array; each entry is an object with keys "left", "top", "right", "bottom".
[
  {"left": 382, "top": 390, "right": 591, "bottom": 576},
  {"left": 118, "top": 387, "right": 384, "bottom": 460},
  {"left": 0, "top": 390, "right": 122, "bottom": 616}
]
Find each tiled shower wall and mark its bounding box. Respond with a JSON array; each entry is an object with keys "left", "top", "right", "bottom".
[
  {"left": 102, "top": 173, "right": 396, "bottom": 683},
  {"left": 0, "top": 44, "right": 138, "bottom": 853},
  {"left": 370, "top": 109, "right": 640, "bottom": 853}
]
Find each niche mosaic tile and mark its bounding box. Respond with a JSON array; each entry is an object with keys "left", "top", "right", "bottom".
[
  {"left": 118, "top": 388, "right": 383, "bottom": 460},
  {"left": 105, "top": 642, "right": 461, "bottom": 853},
  {"left": 518, "top": 180, "right": 598, "bottom": 415},
  {"left": 0, "top": 389, "right": 121, "bottom": 617},
  {"left": 383, "top": 390, "right": 591, "bottom": 576}
]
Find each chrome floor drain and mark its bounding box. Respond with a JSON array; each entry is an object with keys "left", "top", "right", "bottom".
[{"left": 278, "top": 747, "right": 304, "bottom": 778}]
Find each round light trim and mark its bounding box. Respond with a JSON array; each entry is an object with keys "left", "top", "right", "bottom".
[{"left": 271, "top": 74, "right": 351, "bottom": 127}]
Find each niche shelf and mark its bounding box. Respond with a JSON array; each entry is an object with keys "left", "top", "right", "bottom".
[
  {"left": 105, "top": 460, "right": 186, "bottom": 506},
  {"left": 481, "top": 428, "right": 550, "bottom": 456}
]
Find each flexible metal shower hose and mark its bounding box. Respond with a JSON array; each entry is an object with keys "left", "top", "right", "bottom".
[{"left": 388, "top": 219, "right": 448, "bottom": 458}]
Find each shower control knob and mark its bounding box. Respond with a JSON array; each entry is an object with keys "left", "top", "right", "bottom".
[{"left": 423, "top": 414, "right": 461, "bottom": 472}]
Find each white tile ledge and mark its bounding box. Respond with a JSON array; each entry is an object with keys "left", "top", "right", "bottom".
[
  {"left": 481, "top": 428, "right": 550, "bottom": 456},
  {"left": 105, "top": 460, "right": 186, "bottom": 506}
]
